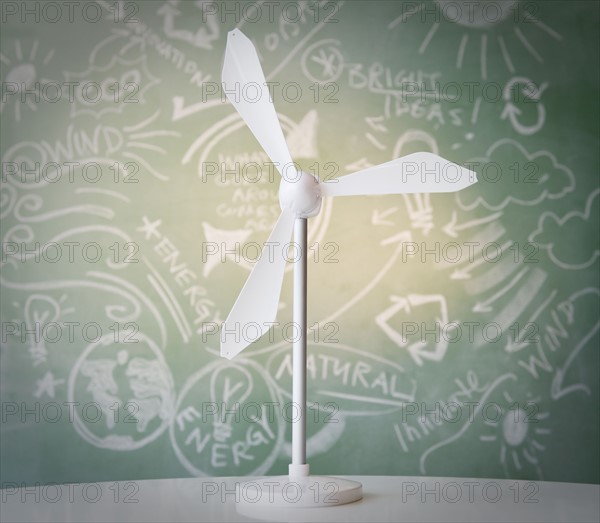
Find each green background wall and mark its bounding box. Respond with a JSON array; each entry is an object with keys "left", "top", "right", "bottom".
[{"left": 1, "top": 0, "right": 598, "bottom": 486}]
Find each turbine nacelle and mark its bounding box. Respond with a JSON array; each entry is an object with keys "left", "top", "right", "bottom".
[{"left": 279, "top": 170, "right": 322, "bottom": 218}]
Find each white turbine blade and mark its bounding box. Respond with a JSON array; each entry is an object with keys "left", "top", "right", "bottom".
[
  {"left": 222, "top": 29, "right": 294, "bottom": 177},
  {"left": 221, "top": 208, "right": 296, "bottom": 359},
  {"left": 321, "top": 152, "right": 477, "bottom": 197}
]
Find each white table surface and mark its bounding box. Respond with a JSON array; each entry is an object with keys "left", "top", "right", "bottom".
[{"left": 2, "top": 475, "right": 598, "bottom": 522}]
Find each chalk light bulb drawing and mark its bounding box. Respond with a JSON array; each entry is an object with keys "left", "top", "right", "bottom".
[{"left": 220, "top": 29, "right": 478, "bottom": 507}]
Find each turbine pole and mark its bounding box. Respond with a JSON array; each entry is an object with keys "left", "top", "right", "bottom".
[{"left": 290, "top": 217, "right": 309, "bottom": 477}]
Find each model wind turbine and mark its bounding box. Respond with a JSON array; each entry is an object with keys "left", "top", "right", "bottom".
[{"left": 220, "top": 29, "right": 477, "bottom": 508}]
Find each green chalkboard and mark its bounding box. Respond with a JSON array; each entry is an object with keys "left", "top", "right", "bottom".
[{"left": 1, "top": 0, "right": 598, "bottom": 487}]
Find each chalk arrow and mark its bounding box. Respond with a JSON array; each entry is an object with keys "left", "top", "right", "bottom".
[
  {"left": 451, "top": 241, "right": 512, "bottom": 280},
  {"left": 505, "top": 290, "right": 556, "bottom": 353},
  {"left": 443, "top": 211, "right": 503, "bottom": 238},
  {"left": 551, "top": 323, "right": 599, "bottom": 399},
  {"left": 380, "top": 230, "right": 413, "bottom": 248},
  {"left": 500, "top": 103, "right": 545, "bottom": 136},
  {"left": 372, "top": 207, "right": 398, "bottom": 226},
  {"left": 172, "top": 95, "right": 222, "bottom": 122},
  {"left": 472, "top": 268, "right": 528, "bottom": 313},
  {"left": 366, "top": 115, "right": 388, "bottom": 133},
  {"left": 375, "top": 295, "right": 413, "bottom": 348},
  {"left": 376, "top": 294, "right": 452, "bottom": 366},
  {"left": 407, "top": 340, "right": 449, "bottom": 366}
]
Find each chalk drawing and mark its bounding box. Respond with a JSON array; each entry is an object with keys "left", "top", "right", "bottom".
[
  {"left": 442, "top": 211, "right": 503, "bottom": 238},
  {"left": 517, "top": 288, "right": 599, "bottom": 387},
  {"left": 501, "top": 77, "right": 548, "bottom": 135},
  {"left": 201, "top": 222, "right": 253, "bottom": 277},
  {"left": 63, "top": 55, "right": 159, "bottom": 118},
  {"left": 392, "top": 130, "right": 437, "bottom": 235},
  {"left": 529, "top": 188, "right": 600, "bottom": 270},
  {"left": 23, "top": 294, "right": 71, "bottom": 367},
  {"left": 170, "top": 358, "right": 284, "bottom": 476},
  {"left": 420, "top": 372, "right": 517, "bottom": 474},
  {"left": 68, "top": 331, "right": 175, "bottom": 450},
  {"left": 0, "top": 39, "right": 56, "bottom": 122},
  {"left": 33, "top": 371, "right": 65, "bottom": 399},
  {"left": 395, "top": 1, "right": 561, "bottom": 78},
  {"left": 301, "top": 39, "right": 344, "bottom": 84},
  {"left": 157, "top": 1, "right": 220, "bottom": 50},
  {"left": 267, "top": 342, "right": 417, "bottom": 415},
  {"left": 376, "top": 294, "right": 454, "bottom": 366},
  {"left": 457, "top": 139, "right": 575, "bottom": 211},
  {"left": 479, "top": 388, "right": 551, "bottom": 479}
]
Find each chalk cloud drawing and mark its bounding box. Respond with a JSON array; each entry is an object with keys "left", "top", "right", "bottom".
[
  {"left": 529, "top": 188, "right": 600, "bottom": 270},
  {"left": 170, "top": 358, "right": 284, "bottom": 476},
  {"left": 457, "top": 139, "right": 575, "bottom": 211},
  {"left": 68, "top": 331, "right": 175, "bottom": 450}
]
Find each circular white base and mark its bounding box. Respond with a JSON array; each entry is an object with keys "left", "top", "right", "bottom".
[{"left": 235, "top": 475, "right": 362, "bottom": 510}]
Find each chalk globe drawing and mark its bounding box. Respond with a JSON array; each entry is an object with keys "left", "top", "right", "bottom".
[{"left": 67, "top": 331, "right": 175, "bottom": 450}]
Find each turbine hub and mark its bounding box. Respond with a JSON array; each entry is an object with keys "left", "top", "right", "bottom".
[{"left": 279, "top": 170, "right": 322, "bottom": 218}]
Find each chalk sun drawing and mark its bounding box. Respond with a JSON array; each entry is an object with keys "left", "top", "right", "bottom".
[
  {"left": 390, "top": 1, "right": 563, "bottom": 79},
  {"left": 0, "top": 39, "right": 56, "bottom": 122},
  {"left": 479, "top": 389, "right": 551, "bottom": 479}
]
